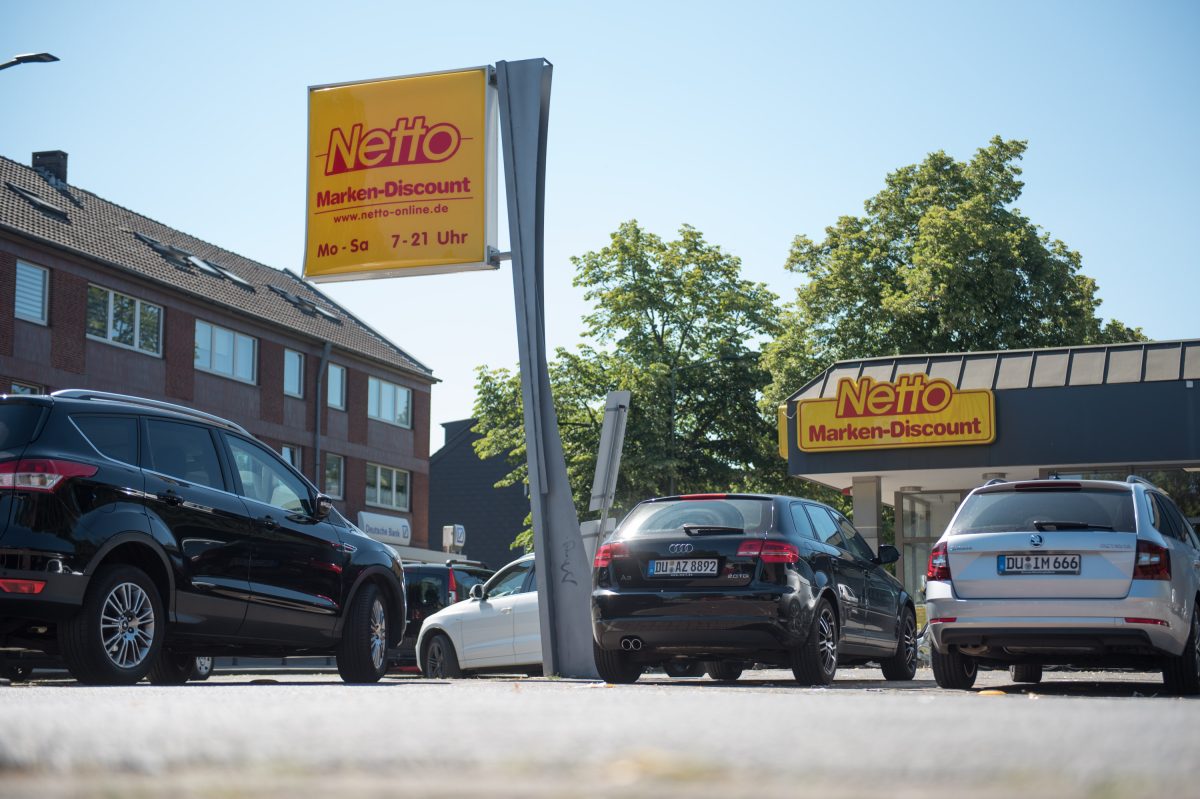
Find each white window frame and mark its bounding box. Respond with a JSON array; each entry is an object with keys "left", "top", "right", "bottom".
[
  {"left": 367, "top": 376, "right": 412, "bottom": 428},
  {"left": 280, "top": 444, "right": 301, "bottom": 470},
  {"left": 284, "top": 349, "right": 305, "bottom": 398},
  {"left": 9, "top": 381, "right": 42, "bottom": 395},
  {"left": 14, "top": 260, "right": 49, "bottom": 325},
  {"left": 327, "top": 363, "right": 346, "bottom": 410},
  {"left": 194, "top": 320, "right": 257, "bottom": 384},
  {"left": 365, "top": 462, "right": 410, "bottom": 511},
  {"left": 86, "top": 284, "right": 163, "bottom": 356},
  {"left": 324, "top": 453, "right": 344, "bottom": 499}
]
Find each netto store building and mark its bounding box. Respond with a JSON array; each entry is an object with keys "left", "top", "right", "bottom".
[
  {"left": 779, "top": 339, "right": 1200, "bottom": 599},
  {"left": 1, "top": 151, "right": 436, "bottom": 549}
]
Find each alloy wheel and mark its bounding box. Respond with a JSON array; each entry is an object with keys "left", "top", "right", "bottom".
[
  {"left": 427, "top": 638, "right": 448, "bottom": 677},
  {"left": 369, "top": 599, "right": 387, "bottom": 671},
  {"left": 900, "top": 614, "right": 917, "bottom": 670},
  {"left": 100, "top": 582, "right": 155, "bottom": 669},
  {"left": 817, "top": 606, "right": 838, "bottom": 675}
]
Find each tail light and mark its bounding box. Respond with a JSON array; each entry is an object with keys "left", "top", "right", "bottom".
[
  {"left": 594, "top": 541, "right": 629, "bottom": 569},
  {"left": 736, "top": 539, "right": 800, "bottom": 563},
  {"left": 1133, "top": 541, "right": 1171, "bottom": 581},
  {"left": 0, "top": 459, "right": 98, "bottom": 492},
  {"left": 0, "top": 579, "right": 46, "bottom": 594},
  {"left": 927, "top": 542, "right": 951, "bottom": 581},
  {"left": 446, "top": 569, "right": 459, "bottom": 603}
]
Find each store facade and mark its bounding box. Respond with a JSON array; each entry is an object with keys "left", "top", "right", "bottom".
[{"left": 779, "top": 340, "right": 1200, "bottom": 599}]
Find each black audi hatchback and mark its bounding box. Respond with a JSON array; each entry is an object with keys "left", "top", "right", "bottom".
[
  {"left": 0, "top": 390, "right": 405, "bottom": 684},
  {"left": 591, "top": 493, "right": 916, "bottom": 684}
]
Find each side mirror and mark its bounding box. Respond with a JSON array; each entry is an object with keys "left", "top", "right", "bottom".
[
  {"left": 469, "top": 583, "right": 486, "bottom": 601},
  {"left": 875, "top": 545, "right": 900, "bottom": 566},
  {"left": 312, "top": 493, "right": 334, "bottom": 521}
]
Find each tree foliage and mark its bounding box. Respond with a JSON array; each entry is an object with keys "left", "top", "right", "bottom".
[{"left": 473, "top": 221, "right": 780, "bottom": 550}]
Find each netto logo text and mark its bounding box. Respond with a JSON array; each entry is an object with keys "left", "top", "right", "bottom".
[{"left": 324, "top": 116, "right": 462, "bottom": 176}]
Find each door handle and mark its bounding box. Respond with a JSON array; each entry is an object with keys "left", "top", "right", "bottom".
[
  {"left": 157, "top": 491, "right": 183, "bottom": 506},
  {"left": 257, "top": 515, "right": 280, "bottom": 530},
  {"left": 501, "top": 607, "right": 513, "bottom": 614}
]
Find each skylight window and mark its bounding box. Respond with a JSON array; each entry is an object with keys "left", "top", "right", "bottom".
[
  {"left": 267, "top": 285, "right": 341, "bottom": 324},
  {"left": 188, "top": 254, "right": 226, "bottom": 278},
  {"left": 6, "top": 182, "right": 68, "bottom": 219}
]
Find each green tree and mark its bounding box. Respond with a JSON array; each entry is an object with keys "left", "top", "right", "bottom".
[{"left": 473, "top": 221, "right": 781, "bottom": 550}]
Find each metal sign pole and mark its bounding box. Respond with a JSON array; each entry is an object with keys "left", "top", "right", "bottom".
[{"left": 496, "top": 58, "right": 597, "bottom": 679}]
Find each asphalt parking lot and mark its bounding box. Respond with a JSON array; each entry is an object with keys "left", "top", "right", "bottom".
[{"left": 2, "top": 666, "right": 1197, "bottom": 799}]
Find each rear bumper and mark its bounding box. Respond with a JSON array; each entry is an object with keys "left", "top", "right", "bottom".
[
  {"left": 591, "top": 587, "right": 807, "bottom": 658},
  {"left": 925, "top": 579, "right": 1185, "bottom": 658},
  {"left": 0, "top": 565, "right": 88, "bottom": 623}
]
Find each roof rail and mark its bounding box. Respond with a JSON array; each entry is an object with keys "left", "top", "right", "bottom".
[
  {"left": 50, "top": 389, "right": 249, "bottom": 435},
  {"left": 445, "top": 558, "right": 489, "bottom": 569},
  {"left": 1126, "top": 475, "right": 1159, "bottom": 490},
  {"left": 983, "top": 478, "right": 1007, "bottom": 486}
]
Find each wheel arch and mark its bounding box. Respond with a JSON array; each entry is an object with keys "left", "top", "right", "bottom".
[
  {"left": 338, "top": 567, "right": 406, "bottom": 645},
  {"left": 86, "top": 534, "right": 175, "bottom": 616}
]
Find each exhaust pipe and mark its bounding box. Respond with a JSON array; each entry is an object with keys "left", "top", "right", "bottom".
[{"left": 620, "top": 637, "right": 643, "bottom": 651}]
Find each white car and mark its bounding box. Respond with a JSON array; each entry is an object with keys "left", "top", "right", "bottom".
[
  {"left": 416, "top": 554, "right": 541, "bottom": 677},
  {"left": 925, "top": 476, "right": 1200, "bottom": 693}
]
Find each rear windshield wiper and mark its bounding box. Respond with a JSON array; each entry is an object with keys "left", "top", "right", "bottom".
[
  {"left": 1032, "top": 520, "right": 1114, "bottom": 532},
  {"left": 682, "top": 524, "right": 744, "bottom": 536}
]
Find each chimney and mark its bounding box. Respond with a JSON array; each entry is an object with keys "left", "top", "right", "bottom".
[{"left": 32, "top": 150, "right": 68, "bottom": 184}]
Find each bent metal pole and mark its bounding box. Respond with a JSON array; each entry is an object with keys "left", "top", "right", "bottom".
[{"left": 496, "top": 58, "right": 598, "bottom": 679}]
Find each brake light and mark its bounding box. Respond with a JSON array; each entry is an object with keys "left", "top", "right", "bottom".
[
  {"left": 446, "top": 569, "right": 459, "bottom": 603},
  {"left": 736, "top": 540, "right": 800, "bottom": 563},
  {"left": 1124, "top": 617, "right": 1169, "bottom": 627},
  {"left": 929, "top": 617, "right": 957, "bottom": 624},
  {"left": 679, "top": 493, "right": 727, "bottom": 499},
  {"left": 927, "top": 542, "right": 951, "bottom": 581},
  {"left": 0, "top": 579, "right": 46, "bottom": 594},
  {"left": 594, "top": 541, "right": 629, "bottom": 569},
  {"left": 0, "top": 459, "right": 98, "bottom": 492},
  {"left": 1133, "top": 541, "right": 1171, "bottom": 580}
]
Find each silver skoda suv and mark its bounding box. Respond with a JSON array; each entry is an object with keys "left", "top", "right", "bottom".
[{"left": 925, "top": 477, "right": 1200, "bottom": 693}]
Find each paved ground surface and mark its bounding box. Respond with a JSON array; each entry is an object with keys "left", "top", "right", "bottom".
[{"left": 1, "top": 667, "right": 1197, "bottom": 798}]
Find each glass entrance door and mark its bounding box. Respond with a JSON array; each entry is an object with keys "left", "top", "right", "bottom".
[{"left": 896, "top": 490, "right": 964, "bottom": 601}]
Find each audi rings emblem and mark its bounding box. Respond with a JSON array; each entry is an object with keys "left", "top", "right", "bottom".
[
  {"left": 1030, "top": 534, "right": 1044, "bottom": 548},
  {"left": 668, "top": 543, "right": 694, "bottom": 554}
]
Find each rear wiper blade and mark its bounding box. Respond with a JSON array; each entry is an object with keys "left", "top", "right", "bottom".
[
  {"left": 682, "top": 524, "right": 744, "bottom": 536},
  {"left": 1032, "top": 520, "right": 1114, "bottom": 532}
]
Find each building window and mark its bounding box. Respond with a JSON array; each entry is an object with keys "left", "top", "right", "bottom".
[
  {"left": 280, "top": 445, "right": 301, "bottom": 470},
  {"left": 14, "top": 261, "right": 48, "bottom": 324},
  {"left": 367, "top": 377, "right": 412, "bottom": 428},
  {"left": 327, "top": 364, "right": 346, "bottom": 410},
  {"left": 324, "top": 453, "right": 344, "bottom": 499},
  {"left": 194, "top": 320, "right": 256, "bottom": 383},
  {"left": 365, "top": 462, "right": 410, "bottom": 511},
  {"left": 86, "top": 285, "right": 163, "bottom": 355},
  {"left": 284, "top": 350, "right": 304, "bottom": 397},
  {"left": 9, "top": 381, "right": 42, "bottom": 395}
]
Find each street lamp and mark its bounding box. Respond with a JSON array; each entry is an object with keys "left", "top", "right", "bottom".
[{"left": 0, "top": 52, "right": 60, "bottom": 72}]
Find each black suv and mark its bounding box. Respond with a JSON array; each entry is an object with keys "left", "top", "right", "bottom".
[
  {"left": 592, "top": 493, "right": 916, "bottom": 684},
  {"left": 395, "top": 560, "right": 493, "bottom": 668},
  {"left": 0, "top": 390, "right": 406, "bottom": 685}
]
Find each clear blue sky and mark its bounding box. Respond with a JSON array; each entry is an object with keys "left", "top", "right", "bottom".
[{"left": 4, "top": 1, "right": 1197, "bottom": 449}]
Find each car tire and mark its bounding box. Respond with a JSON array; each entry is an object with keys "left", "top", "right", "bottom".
[
  {"left": 191, "top": 656, "right": 214, "bottom": 681},
  {"left": 421, "top": 632, "right": 463, "bottom": 678},
  {"left": 880, "top": 607, "right": 918, "bottom": 681},
  {"left": 931, "top": 647, "right": 978, "bottom": 690},
  {"left": 59, "top": 564, "right": 164, "bottom": 686},
  {"left": 663, "top": 661, "right": 704, "bottom": 678},
  {"left": 146, "top": 650, "right": 198, "bottom": 685},
  {"left": 336, "top": 582, "right": 389, "bottom": 683},
  {"left": 703, "top": 661, "right": 744, "bottom": 682},
  {"left": 1162, "top": 608, "right": 1200, "bottom": 696},
  {"left": 1010, "top": 663, "right": 1043, "bottom": 684},
  {"left": 791, "top": 598, "right": 839, "bottom": 686},
  {"left": 593, "top": 641, "right": 643, "bottom": 684}
]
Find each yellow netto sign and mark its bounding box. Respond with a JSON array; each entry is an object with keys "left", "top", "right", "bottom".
[
  {"left": 303, "top": 68, "right": 497, "bottom": 282},
  {"left": 797, "top": 374, "right": 995, "bottom": 452}
]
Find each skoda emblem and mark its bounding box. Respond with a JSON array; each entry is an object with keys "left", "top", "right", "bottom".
[
  {"left": 1030, "top": 534, "right": 1044, "bottom": 548},
  {"left": 668, "top": 543, "right": 694, "bottom": 554}
]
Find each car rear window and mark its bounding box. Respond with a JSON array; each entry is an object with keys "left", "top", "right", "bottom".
[
  {"left": 949, "top": 489, "right": 1136, "bottom": 535},
  {"left": 0, "top": 404, "right": 46, "bottom": 451},
  {"left": 452, "top": 568, "right": 489, "bottom": 595},
  {"left": 618, "top": 498, "right": 773, "bottom": 537}
]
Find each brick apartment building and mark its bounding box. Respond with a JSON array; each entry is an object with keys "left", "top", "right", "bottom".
[{"left": 1, "top": 150, "right": 436, "bottom": 548}]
